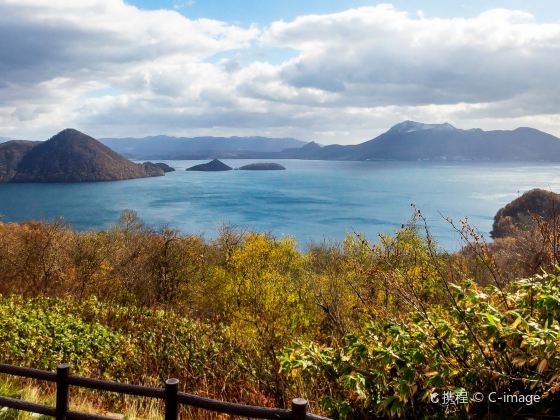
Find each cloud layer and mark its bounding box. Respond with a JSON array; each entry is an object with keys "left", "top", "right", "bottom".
[{"left": 1, "top": 1, "right": 559, "bottom": 143}]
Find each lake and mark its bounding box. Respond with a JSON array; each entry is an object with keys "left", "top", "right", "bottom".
[{"left": 0, "top": 159, "right": 558, "bottom": 250}]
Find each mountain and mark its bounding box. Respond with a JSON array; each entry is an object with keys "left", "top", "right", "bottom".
[
  {"left": 5, "top": 122, "right": 560, "bottom": 168},
  {"left": 100, "top": 135, "right": 306, "bottom": 160},
  {"left": 0, "top": 136, "right": 11, "bottom": 143},
  {"left": 186, "top": 159, "right": 232, "bottom": 171},
  {"left": 272, "top": 121, "right": 560, "bottom": 161},
  {"left": 1, "top": 129, "right": 165, "bottom": 183}
]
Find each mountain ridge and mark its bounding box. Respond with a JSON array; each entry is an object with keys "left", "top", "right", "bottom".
[
  {"left": 5, "top": 121, "right": 560, "bottom": 162},
  {"left": 101, "top": 135, "right": 306, "bottom": 160},
  {"left": 269, "top": 121, "right": 560, "bottom": 161}
]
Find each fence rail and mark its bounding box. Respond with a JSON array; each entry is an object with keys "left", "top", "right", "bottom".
[{"left": 0, "top": 363, "right": 330, "bottom": 420}]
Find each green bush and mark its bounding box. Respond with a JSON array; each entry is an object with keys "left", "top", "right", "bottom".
[
  {"left": 0, "top": 296, "right": 128, "bottom": 374},
  {"left": 281, "top": 271, "right": 560, "bottom": 418},
  {"left": 0, "top": 296, "right": 249, "bottom": 403}
]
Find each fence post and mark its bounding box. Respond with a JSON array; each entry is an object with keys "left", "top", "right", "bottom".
[
  {"left": 292, "top": 398, "right": 308, "bottom": 420},
  {"left": 164, "top": 378, "right": 179, "bottom": 420},
  {"left": 56, "top": 363, "right": 70, "bottom": 420}
]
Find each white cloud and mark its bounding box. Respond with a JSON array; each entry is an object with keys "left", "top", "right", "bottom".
[
  {"left": 0, "top": 0, "right": 258, "bottom": 136},
  {"left": 0, "top": 2, "right": 559, "bottom": 143},
  {"left": 264, "top": 6, "right": 560, "bottom": 105}
]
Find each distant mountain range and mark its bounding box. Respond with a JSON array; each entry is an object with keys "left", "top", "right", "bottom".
[
  {"left": 267, "top": 121, "right": 560, "bottom": 161},
  {"left": 4, "top": 121, "right": 560, "bottom": 164},
  {"left": 97, "top": 121, "right": 560, "bottom": 162},
  {"left": 100, "top": 135, "right": 306, "bottom": 160},
  {"left": 0, "top": 129, "right": 165, "bottom": 182}
]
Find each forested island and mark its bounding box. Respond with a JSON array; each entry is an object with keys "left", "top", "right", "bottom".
[
  {"left": 0, "top": 129, "right": 169, "bottom": 182},
  {"left": 185, "top": 160, "right": 286, "bottom": 171},
  {"left": 1, "top": 189, "right": 559, "bottom": 418},
  {"left": 186, "top": 159, "right": 232, "bottom": 171},
  {"left": 238, "top": 162, "right": 286, "bottom": 170}
]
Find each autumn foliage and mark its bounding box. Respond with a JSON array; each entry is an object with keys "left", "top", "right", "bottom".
[{"left": 0, "top": 209, "right": 559, "bottom": 418}]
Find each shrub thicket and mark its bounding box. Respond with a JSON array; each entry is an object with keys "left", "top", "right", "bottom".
[{"left": 0, "top": 210, "right": 558, "bottom": 418}]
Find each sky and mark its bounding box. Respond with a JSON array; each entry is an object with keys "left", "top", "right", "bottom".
[{"left": 0, "top": 0, "right": 559, "bottom": 144}]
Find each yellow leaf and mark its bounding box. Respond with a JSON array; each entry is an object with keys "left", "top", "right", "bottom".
[
  {"left": 537, "top": 359, "right": 548, "bottom": 374},
  {"left": 512, "top": 357, "right": 527, "bottom": 367}
]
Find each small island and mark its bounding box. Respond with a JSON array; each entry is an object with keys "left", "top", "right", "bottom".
[
  {"left": 143, "top": 162, "right": 175, "bottom": 172},
  {"left": 238, "top": 162, "right": 286, "bottom": 170},
  {"left": 186, "top": 159, "right": 232, "bottom": 171}
]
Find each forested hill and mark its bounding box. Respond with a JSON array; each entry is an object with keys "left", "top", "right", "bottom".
[{"left": 0, "top": 129, "right": 165, "bottom": 182}]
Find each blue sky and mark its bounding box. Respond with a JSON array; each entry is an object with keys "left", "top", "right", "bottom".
[
  {"left": 128, "top": 0, "right": 560, "bottom": 24},
  {"left": 0, "top": 1, "right": 559, "bottom": 142}
]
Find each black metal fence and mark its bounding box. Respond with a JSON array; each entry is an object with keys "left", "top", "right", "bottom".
[{"left": 0, "top": 363, "right": 330, "bottom": 419}]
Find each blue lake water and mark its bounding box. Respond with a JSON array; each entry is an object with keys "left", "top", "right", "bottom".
[{"left": 0, "top": 159, "right": 559, "bottom": 250}]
